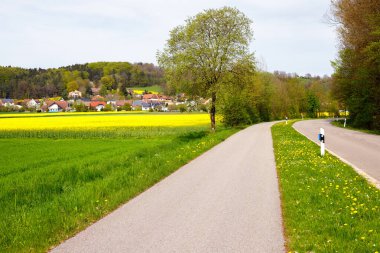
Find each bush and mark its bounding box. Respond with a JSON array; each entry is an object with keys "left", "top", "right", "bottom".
[
  {"left": 122, "top": 103, "right": 132, "bottom": 111},
  {"left": 103, "top": 104, "right": 113, "bottom": 111},
  {"left": 198, "top": 104, "right": 208, "bottom": 112},
  {"left": 178, "top": 104, "right": 187, "bottom": 113},
  {"left": 168, "top": 104, "right": 178, "bottom": 112},
  {"left": 220, "top": 95, "right": 252, "bottom": 127}
]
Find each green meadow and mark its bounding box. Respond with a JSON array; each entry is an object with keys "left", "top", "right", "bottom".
[{"left": 0, "top": 113, "right": 237, "bottom": 252}]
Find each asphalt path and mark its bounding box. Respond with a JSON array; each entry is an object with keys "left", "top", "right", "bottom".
[
  {"left": 294, "top": 119, "right": 380, "bottom": 186},
  {"left": 51, "top": 122, "right": 285, "bottom": 253}
]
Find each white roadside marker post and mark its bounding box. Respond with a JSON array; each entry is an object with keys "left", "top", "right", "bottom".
[
  {"left": 319, "top": 128, "right": 325, "bottom": 156},
  {"left": 344, "top": 118, "right": 347, "bottom": 128}
]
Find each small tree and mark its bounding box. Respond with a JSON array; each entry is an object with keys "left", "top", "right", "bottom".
[
  {"left": 122, "top": 103, "right": 132, "bottom": 111},
  {"left": 103, "top": 104, "right": 113, "bottom": 111},
  {"left": 307, "top": 93, "right": 320, "bottom": 118},
  {"left": 158, "top": 7, "right": 254, "bottom": 131},
  {"left": 66, "top": 81, "right": 79, "bottom": 92}
]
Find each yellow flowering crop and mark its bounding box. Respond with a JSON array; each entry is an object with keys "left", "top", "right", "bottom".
[{"left": 0, "top": 113, "right": 210, "bottom": 131}]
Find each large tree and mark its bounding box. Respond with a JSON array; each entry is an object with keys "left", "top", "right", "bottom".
[
  {"left": 157, "top": 7, "right": 254, "bottom": 131},
  {"left": 330, "top": 0, "right": 380, "bottom": 129}
]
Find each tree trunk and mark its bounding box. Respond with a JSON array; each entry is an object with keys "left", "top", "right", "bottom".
[{"left": 210, "top": 92, "right": 216, "bottom": 132}]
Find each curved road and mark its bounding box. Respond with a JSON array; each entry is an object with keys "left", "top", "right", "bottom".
[
  {"left": 294, "top": 119, "right": 380, "bottom": 186},
  {"left": 52, "top": 122, "right": 285, "bottom": 253}
]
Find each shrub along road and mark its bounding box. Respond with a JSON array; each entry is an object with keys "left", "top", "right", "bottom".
[
  {"left": 293, "top": 119, "right": 380, "bottom": 188},
  {"left": 52, "top": 122, "right": 285, "bottom": 253}
]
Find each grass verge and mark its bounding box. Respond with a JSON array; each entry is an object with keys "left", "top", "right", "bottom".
[
  {"left": 0, "top": 126, "right": 238, "bottom": 252},
  {"left": 331, "top": 120, "right": 380, "bottom": 135},
  {"left": 272, "top": 121, "right": 380, "bottom": 252}
]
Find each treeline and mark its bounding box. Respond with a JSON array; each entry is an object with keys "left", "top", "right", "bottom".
[
  {"left": 330, "top": 0, "right": 380, "bottom": 130},
  {"left": 219, "top": 71, "right": 338, "bottom": 126},
  {"left": 0, "top": 62, "right": 164, "bottom": 99}
]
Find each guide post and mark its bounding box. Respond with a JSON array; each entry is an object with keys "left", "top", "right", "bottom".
[{"left": 318, "top": 128, "right": 325, "bottom": 156}]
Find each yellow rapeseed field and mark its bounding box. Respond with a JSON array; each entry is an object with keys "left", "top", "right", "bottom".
[{"left": 0, "top": 113, "right": 210, "bottom": 131}]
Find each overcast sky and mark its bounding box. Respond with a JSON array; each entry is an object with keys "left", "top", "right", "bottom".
[{"left": 0, "top": 0, "right": 337, "bottom": 76}]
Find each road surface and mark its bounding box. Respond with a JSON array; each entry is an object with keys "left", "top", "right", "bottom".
[
  {"left": 294, "top": 119, "right": 380, "bottom": 186},
  {"left": 51, "top": 122, "right": 285, "bottom": 253}
]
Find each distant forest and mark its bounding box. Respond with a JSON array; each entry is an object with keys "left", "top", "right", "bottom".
[{"left": 0, "top": 62, "right": 164, "bottom": 99}]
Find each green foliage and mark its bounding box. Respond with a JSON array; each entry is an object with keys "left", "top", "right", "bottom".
[
  {"left": 158, "top": 7, "right": 254, "bottom": 130},
  {"left": 103, "top": 104, "right": 113, "bottom": 112},
  {"left": 73, "top": 103, "right": 88, "bottom": 112},
  {"left": 66, "top": 80, "right": 79, "bottom": 92},
  {"left": 306, "top": 92, "right": 320, "bottom": 118},
  {"left": 331, "top": 0, "right": 380, "bottom": 130},
  {"left": 178, "top": 104, "right": 187, "bottom": 113},
  {"left": 220, "top": 94, "right": 252, "bottom": 126},
  {"left": 100, "top": 76, "right": 114, "bottom": 90},
  {"left": 0, "top": 62, "right": 164, "bottom": 99},
  {"left": 0, "top": 123, "right": 237, "bottom": 252},
  {"left": 272, "top": 121, "right": 380, "bottom": 252},
  {"left": 122, "top": 103, "right": 132, "bottom": 111}
]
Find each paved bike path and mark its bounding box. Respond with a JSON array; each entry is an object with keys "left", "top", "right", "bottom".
[{"left": 52, "top": 122, "right": 285, "bottom": 252}]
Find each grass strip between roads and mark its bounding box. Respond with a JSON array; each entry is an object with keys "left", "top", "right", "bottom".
[{"left": 272, "top": 121, "right": 380, "bottom": 253}]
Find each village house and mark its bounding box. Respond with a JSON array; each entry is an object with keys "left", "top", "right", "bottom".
[
  {"left": 141, "top": 101, "right": 166, "bottom": 111},
  {"left": 116, "top": 100, "right": 133, "bottom": 109},
  {"left": 42, "top": 100, "right": 69, "bottom": 112},
  {"left": 79, "top": 98, "right": 91, "bottom": 107},
  {"left": 1, "top": 99, "right": 14, "bottom": 107},
  {"left": 90, "top": 101, "right": 106, "bottom": 111},
  {"left": 142, "top": 94, "right": 159, "bottom": 102},
  {"left": 68, "top": 90, "right": 82, "bottom": 99},
  {"left": 24, "top": 99, "right": 40, "bottom": 109}
]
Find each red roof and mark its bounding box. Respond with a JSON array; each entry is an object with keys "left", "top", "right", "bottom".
[
  {"left": 142, "top": 94, "right": 159, "bottom": 100},
  {"left": 90, "top": 101, "right": 106, "bottom": 107},
  {"left": 116, "top": 100, "right": 132, "bottom": 106},
  {"left": 42, "top": 100, "right": 69, "bottom": 111},
  {"left": 48, "top": 100, "right": 68, "bottom": 109}
]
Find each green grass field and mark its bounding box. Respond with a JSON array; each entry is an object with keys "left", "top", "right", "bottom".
[
  {"left": 272, "top": 121, "right": 380, "bottom": 252},
  {"left": 129, "top": 85, "right": 162, "bottom": 94},
  {"left": 0, "top": 113, "right": 237, "bottom": 252}
]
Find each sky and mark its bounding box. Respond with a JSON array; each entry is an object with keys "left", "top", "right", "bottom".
[{"left": 0, "top": 0, "right": 338, "bottom": 76}]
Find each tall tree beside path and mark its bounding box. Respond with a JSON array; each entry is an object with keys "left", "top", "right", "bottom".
[
  {"left": 330, "top": 0, "right": 380, "bottom": 130},
  {"left": 157, "top": 7, "right": 255, "bottom": 131}
]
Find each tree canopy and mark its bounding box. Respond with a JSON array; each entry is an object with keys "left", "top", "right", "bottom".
[
  {"left": 158, "top": 7, "right": 255, "bottom": 130},
  {"left": 330, "top": 0, "right": 380, "bottom": 129},
  {"left": 0, "top": 62, "right": 164, "bottom": 99}
]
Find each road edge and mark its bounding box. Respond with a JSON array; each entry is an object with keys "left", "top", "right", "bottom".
[{"left": 292, "top": 122, "right": 380, "bottom": 190}]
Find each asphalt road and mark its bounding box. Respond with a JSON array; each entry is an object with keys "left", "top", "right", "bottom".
[
  {"left": 51, "top": 122, "right": 285, "bottom": 253},
  {"left": 294, "top": 119, "right": 380, "bottom": 185}
]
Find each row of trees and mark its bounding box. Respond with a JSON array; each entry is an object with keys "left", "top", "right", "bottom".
[
  {"left": 158, "top": 7, "right": 338, "bottom": 129},
  {"left": 218, "top": 72, "right": 336, "bottom": 126},
  {"left": 0, "top": 62, "right": 164, "bottom": 99},
  {"left": 330, "top": 0, "right": 380, "bottom": 130}
]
